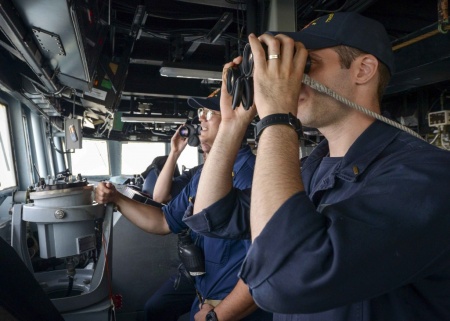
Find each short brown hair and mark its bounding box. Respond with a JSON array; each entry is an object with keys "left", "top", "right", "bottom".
[{"left": 333, "top": 45, "right": 390, "bottom": 102}]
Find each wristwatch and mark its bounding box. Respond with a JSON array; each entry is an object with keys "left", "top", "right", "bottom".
[
  {"left": 255, "top": 112, "right": 302, "bottom": 142},
  {"left": 205, "top": 309, "right": 218, "bottom": 321}
]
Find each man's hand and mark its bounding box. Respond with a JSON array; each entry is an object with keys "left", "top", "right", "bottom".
[
  {"left": 171, "top": 125, "right": 189, "bottom": 155},
  {"left": 248, "top": 33, "right": 308, "bottom": 119},
  {"left": 193, "top": 58, "right": 255, "bottom": 214},
  {"left": 194, "top": 303, "right": 214, "bottom": 321},
  {"left": 220, "top": 57, "right": 257, "bottom": 130},
  {"left": 95, "top": 182, "right": 118, "bottom": 204}
]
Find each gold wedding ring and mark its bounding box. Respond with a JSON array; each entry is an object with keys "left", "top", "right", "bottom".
[{"left": 268, "top": 54, "right": 280, "bottom": 60}]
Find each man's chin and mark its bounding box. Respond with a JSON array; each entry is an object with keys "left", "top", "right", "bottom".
[{"left": 200, "top": 143, "right": 211, "bottom": 154}]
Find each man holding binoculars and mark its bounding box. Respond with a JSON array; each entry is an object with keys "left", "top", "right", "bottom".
[
  {"left": 95, "top": 91, "right": 271, "bottom": 321},
  {"left": 192, "top": 11, "right": 450, "bottom": 321}
]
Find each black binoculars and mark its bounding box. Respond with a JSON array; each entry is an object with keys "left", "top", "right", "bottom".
[
  {"left": 179, "top": 123, "right": 201, "bottom": 147},
  {"left": 179, "top": 124, "right": 199, "bottom": 138},
  {"left": 178, "top": 229, "right": 205, "bottom": 276},
  {"left": 226, "top": 42, "right": 311, "bottom": 110}
]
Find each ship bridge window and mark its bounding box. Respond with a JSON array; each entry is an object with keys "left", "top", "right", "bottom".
[
  {"left": 121, "top": 142, "right": 201, "bottom": 176},
  {"left": 176, "top": 145, "right": 201, "bottom": 172},
  {"left": 71, "top": 139, "right": 109, "bottom": 176},
  {"left": 121, "top": 142, "right": 165, "bottom": 175},
  {"left": 0, "top": 103, "right": 17, "bottom": 191}
]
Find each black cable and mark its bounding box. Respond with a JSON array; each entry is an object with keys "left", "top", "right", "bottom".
[
  {"left": 65, "top": 276, "right": 74, "bottom": 297},
  {"left": 147, "top": 12, "right": 221, "bottom": 21},
  {"left": 48, "top": 123, "right": 73, "bottom": 155}
]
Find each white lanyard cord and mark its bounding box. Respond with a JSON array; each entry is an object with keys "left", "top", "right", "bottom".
[{"left": 302, "top": 74, "right": 425, "bottom": 141}]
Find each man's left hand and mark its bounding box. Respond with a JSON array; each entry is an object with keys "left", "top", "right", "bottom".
[{"left": 220, "top": 57, "right": 257, "bottom": 129}]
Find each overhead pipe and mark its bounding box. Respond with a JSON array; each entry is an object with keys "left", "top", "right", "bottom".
[
  {"left": 393, "top": 0, "right": 449, "bottom": 51},
  {"left": 107, "top": 5, "right": 147, "bottom": 112}
]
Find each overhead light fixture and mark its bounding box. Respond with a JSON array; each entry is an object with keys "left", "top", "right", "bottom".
[
  {"left": 121, "top": 114, "right": 186, "bottom": 124},
  {"left": 159, "top": 62, "right": 222, "bottom": 81}
]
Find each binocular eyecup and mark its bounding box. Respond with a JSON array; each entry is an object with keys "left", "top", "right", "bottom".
[
  {"left": 179, "top": 124, "right": 201, "bottom": 147},
  {"left": 226, "top": 42, "right": 311, "bottom": 110},
  {"left": 179, "top": 124, "right": 199, "bottom": 138},
  {"left": 226, "top": 67, "right": 254, "bottom": 110}
]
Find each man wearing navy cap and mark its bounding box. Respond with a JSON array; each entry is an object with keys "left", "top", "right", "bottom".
[
  {"left": 191, "top": 12, "right": 450, "bottom": 321},
  {"left": 95, "top": 90, "right": 271, "bottom": 321}
]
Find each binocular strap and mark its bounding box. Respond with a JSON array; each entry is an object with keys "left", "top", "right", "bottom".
[{"left": 175, "top": 263, "right": 204, "bottom": 304}]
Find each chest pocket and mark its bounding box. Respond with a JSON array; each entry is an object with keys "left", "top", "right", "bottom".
[{"left": 203, "top": 237, "right": 230, "bottom": 267}]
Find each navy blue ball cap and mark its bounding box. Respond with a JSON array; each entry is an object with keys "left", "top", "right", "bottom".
[
  {"left": 187, "top": 89, "right": 221, "bottom": 111},
  {"left": 272, "top": 12, "right": 395, "bottom": 75}
]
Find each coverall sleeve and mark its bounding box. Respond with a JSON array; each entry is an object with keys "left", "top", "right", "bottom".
[
  {"left": 183, "top": 188, "right": 252, "bottom": 239},
  {"left": 239, "top": 155, "right": 450, "bottom": 314}
]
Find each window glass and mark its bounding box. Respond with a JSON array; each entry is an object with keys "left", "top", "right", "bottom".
[
  {"left": 121, "top": 142, "right": 165, "bottom": 175},
  {"left": 177, "top": 145, "right": 200, "bottom": 172},
  {"left": 0, "top": 104, "right": 17, "bottom": 190},
  {"left": 71, "top": 139, "right": 109, "bottom": 176}
]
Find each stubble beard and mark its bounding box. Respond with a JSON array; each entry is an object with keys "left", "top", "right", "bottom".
[{"left": 299, "top": 91, "right": 350, "bottom": 130}]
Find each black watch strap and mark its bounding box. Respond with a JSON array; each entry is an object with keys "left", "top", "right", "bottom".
[
  {"left": 255, "top": 113, "right": 302, "bottom": 142},
  {"left": 205, "top": 309, "right": 218, "bottom": 321}
]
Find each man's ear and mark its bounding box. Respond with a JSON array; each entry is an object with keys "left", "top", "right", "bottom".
[{"left": 354, "top": 54, "right": 378, "bottom": 85}]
